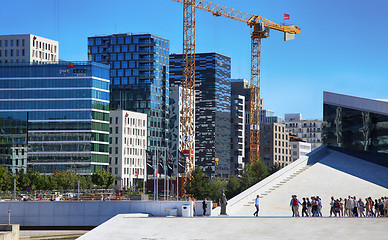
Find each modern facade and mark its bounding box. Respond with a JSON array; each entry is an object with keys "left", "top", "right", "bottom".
[
  {"left": 285, "top": 114, "right": 322, "bottom": 150},
  {"left": 109, "top": 110, "right": 147, "bottom": 189},
  {"left": 170, "top": 53, "right": 231, "bottom": 177},
  {"left": 261, "top": 109, "right": 282, "bottom": 124},
  {"left": 230, "top": 95, "right": 245, "bottom": 175},
  {"left": 88, "top": 33, "right": 170, "bottom": 170},
  {"left": 231, "top": 78, "right": 263, "bottom": 165},
  {"left": 323, "top": 91, "right": 388, "bottom": 166},
  {"left": 0, "top": 61, "right": 110, "bottom": 174},
  {"left": 260, "top": 122, "right": 292, "bottom": 168},
  {"left": 0, "top": 34, "right": 58, "bottom": 63},
  {"left": 289, "top": 136, "right": 312, "bottom": 161}
]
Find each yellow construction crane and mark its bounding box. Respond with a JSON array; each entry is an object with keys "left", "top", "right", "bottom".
[{"left": 174, "top": 0, "right": 301, "bottom": 181}]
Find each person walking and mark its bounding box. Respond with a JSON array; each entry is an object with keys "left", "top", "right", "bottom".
[
  {"left": 317, "top": 196, "right": 322, "bottom": 217},
  {"left": 253, "top": 195, "right": 260, "bottom": 217},
  {"left": 311, "top": 197, "right": 318, "bottom": 217},
  {"left": 202, "top": 198, "right": 208, "bottom": 216},
  {"left": 353, "top": 196, "right": 359, "bottom": 217},
  {"left": 290, "top": 195, "right": 302, "bottom": 217},
  {"left": 348, "top": 196, "right": 354, "bottom": 217},
  {"left": 330, "top": 196, "right": 335, "bottom": 217},
  {"left": 302, "top": 198, "right": 308, "bottom": 217},
  {"left": 358, "top": 198, "right": 365, "bottom": 217},
  {"left": 307, "top": 197, "right": 312, "bottom": 217}
]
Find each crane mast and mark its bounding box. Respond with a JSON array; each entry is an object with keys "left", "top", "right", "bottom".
[
  {"left": 181, "top": 0, "right": 196, "bottom": 192},
  {"left": 175, "top": 0, "right": 301, "bottom": 181}
]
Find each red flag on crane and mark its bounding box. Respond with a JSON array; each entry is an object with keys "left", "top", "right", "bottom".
[{"left": 284, "top": 13, "right": 290, "bottom": 21}]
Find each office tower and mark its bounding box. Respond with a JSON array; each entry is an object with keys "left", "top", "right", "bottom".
[
  {"left": 0, "top": 61, "right": 110, "bottom": 174},
  {"left": 260, "top": 122, "right": 292, "bottom": 168},
  {"left": 88, "top": 33, "right": 170, "bottom": 166},
  {"left": 285, "top": 113, "right": 322, "bottom": 150},
  {"left": 109, "top": 110, "right": 147, "bottom": 189},
  {"left": 170, "top": 52, "right": 231, "bottom": 177},
  {"left": 0, "top": 34, "right": 58, "bottom": 63}
]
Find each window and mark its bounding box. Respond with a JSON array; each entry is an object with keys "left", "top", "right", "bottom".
[
  {"left": 0, "top": 40, "right": 2, "bottom": 47},
  {"left": 115, "top": 137, "right": 118, "bottom": 144},
  {"left": 22, "top": 49, "right": 25, "bottom": 56},
  {"left": 5, "top": 40, "right": 8, "bottom": 47},
  {"left": 115, "top": 127, "right": 119, "bottom": 134},
  {"left": 16, "top": 49, "right": 19, "bottom": 56},
  {"left": 10, "top": 40, "right": 13, "bottom": 47},
  {"left": 115, "top": 147, "right": 118, "bottom": 154},
  {"left": 109, "top": 127, "right": 112, "bottom": 134},
  {"left": 109, "top": 158, "right": 112, "bottom": 164},
  {"left": 10, "top": 49, "right": 13, "bottom": 56},
  {"left": 116, "top": 117, "right": 119, "bottom": 124},
  {"left": 115, "top": 168, "right": 118, "bottom": 174},
  {"left": 109, "top": 137, "right": 112, "bottom": 144},
  {"left": 115, "top": 157, "right": 118, "bottom": 164},
  {"left": 16, "top": 40, "right": 19, "bottom": 46}
]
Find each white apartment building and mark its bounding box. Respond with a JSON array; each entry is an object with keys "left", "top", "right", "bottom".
[
  {"left": 0, "top": 34, "right": 58, "bottom": 63},
  {"left": 230, "top": 95, "right": 245, "bottom": 175},
  {"left": 290, "top": 141, "right": 312, "bottom": 161},
  {"left": 285, "top": 114, "right": 323, "bottom": 150},
  {"left": 109, "top": 110, "right": 147, "bottom": 190}
]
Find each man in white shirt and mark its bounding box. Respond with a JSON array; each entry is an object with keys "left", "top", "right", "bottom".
[{"left": 253, "top": 195, "right": 260, "bottom": 217}]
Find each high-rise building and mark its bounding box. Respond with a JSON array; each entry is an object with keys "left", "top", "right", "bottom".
[
  {"left": 230, "top": 95, "right": 245, "bottom": 175},
  {"left": 284, "top": 114, "right": 323, "bottom": 150},
  {"left": 88, "top": 33, "right": 170, "bottom": 168},
  {"left": 260, "top": 122, "right": 292, "bottom": 168},
  {"left": 170, "top": 53, "right": 231, "bottom": 177},
  {"left": 231, "top": 79, "right": 263, "bottom": 166},
  {"left": 0, "top": 34, "right": 58, "bottom": 63},
  {"left": 109, "top": 110, "right": 147, "bottom": 189},
  {"left": 0, "top": 61, "right": 110, "bottom": 174}
]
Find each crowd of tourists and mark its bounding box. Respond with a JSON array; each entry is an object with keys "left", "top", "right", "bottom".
[{"left": 290, "top": 195, "right": 388, "bottom": 217}]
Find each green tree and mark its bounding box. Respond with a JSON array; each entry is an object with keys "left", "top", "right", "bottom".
[
  {"left": 225, "top": 175, "right": 241, "bottom": 199},
  {"left": 16, "top": 169, "right": 31, "bottom": 191},
  {"left": 0, "top": 166, "right": 12, "bottom": 191},
  {"left": 240, "top": 160, "right": 268, "bottom": 191},
  {"left": 78, "top": 175, "right": 93, "bottom": 189},
  {"left": 268, "top": 163, "right": 282, "bottom": 175},
  {"left": 56, "top": 170, "right": 78, "bottom": 190},
  {"left": 92, "top": 169, "right": 114, "bottom": 188},
  {"left": 47, "top": 174, "right": 58, "bottom": 190},
  {"left": 184, "top": 167, "right": 212, "bottom": 200},
  {"left": 209, "top": 176, "right": 227, "bottom": 202}
]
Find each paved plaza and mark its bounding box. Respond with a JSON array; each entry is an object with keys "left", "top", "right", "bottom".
[{"left": 79, "top": 214, "right": 387, "bottom": 240}]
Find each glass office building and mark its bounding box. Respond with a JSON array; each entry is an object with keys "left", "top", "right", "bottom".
[
  {"left": 88, "top": 33, "right": 170, "bottom": 165},
  {"left": 323, "top": 91, "right": 388, "bottom": 166},
  {"left": 169, "top": 52, "right": 231, "bottom": 177},
  {"left": 0, "top": 61, "right": 110, "bottom": 174}
]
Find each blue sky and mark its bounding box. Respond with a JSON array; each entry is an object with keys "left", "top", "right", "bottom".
[{"left": 1, "top": 0, "right": 387, "bottom": 120}]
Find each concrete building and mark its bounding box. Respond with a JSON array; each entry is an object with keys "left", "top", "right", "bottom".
[
  {"left": 289, "top": 136, "right": 312, "bottom": 161},
  {"left": 231, "top": 79, "right": 263, "bottom": 166},
  {"left": 0, "top": 34, "right": 58, "bottom": 63},
  {"left": 88, "top": 33, "right": 170, "bottom": 170},
  {"left": 260, "top": 122, "right": 292, "bottom": 168},
  {"left": 170, "top": 53, "right": 231, "bottom": 177},
  {"left": 285, "top": 114, "right": 322, "bottom": 150},
  {"left": 0, "top": 61, "right": 110, "bottom": 174},
  {"left": 261, "top": 109, "right": 282, "bottom": 124},
  {"left": 323, "top": 91, "right": 388, "bottom": 167},
  {"left": 230, "top": 95, "right": 245, "bottom": 175},
  {"left": 109, "top": 110, "right": 147, "bottom": 189}
]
